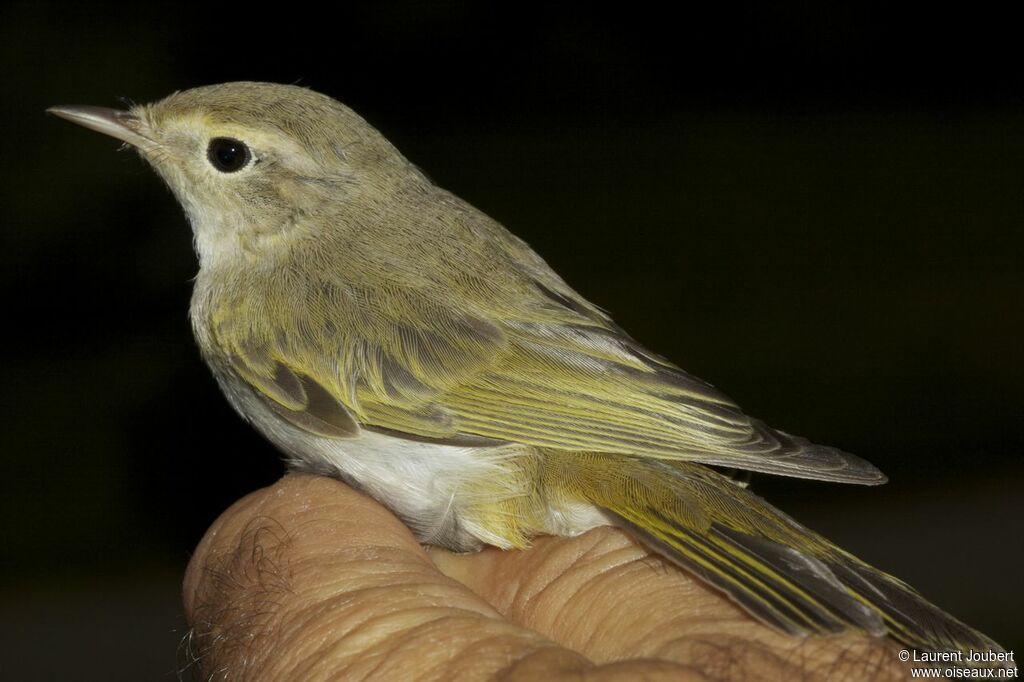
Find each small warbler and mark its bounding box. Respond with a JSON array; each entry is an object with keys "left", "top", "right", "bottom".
[{"left": 49, "top": 82, "right": 1008, "bottom": 665}]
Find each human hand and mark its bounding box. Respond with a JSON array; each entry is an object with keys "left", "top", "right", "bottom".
[{"left": 183, "top": 474, "right": 906, "bottom": 681}]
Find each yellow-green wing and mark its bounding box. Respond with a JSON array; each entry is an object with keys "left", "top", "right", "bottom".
[
  {"left": 212, "top": 258, "right": 881, "bottom": 484},
  {"left": 433, "top": 319, "right": 884, "bottom": 482},
  {"left": 209, "top": 189, "right": 882, "bottom": 484}
]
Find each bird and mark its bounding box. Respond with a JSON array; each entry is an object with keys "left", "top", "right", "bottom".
[{"left": 49, "top": 82, "right": 1009, "bottom": 666}]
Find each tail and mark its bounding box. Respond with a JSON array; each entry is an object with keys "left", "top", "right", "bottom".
[{"left": 541, "top": 450, "right": 1011, "bottom": 669}]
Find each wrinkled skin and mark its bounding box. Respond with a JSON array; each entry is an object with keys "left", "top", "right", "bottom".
[{"left": 183, "top": 475, "right": 908, "bottom": 681}]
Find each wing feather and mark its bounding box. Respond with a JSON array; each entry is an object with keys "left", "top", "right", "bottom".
[{"left": 210, "top": 208, "right": 884, "bottom": 484}]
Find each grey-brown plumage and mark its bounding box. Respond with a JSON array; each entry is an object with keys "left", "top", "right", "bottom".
[{"left": 48, "top": 82, "right": 1011, "bottom": 670}]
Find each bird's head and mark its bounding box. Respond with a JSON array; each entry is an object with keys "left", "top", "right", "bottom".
[{"left": 49, "top": 82, "right": 412, "bottom": 267}]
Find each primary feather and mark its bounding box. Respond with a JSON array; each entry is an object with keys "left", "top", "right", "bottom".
[{"left": 203, "top": 179, "right": 885, "bottom": 485}]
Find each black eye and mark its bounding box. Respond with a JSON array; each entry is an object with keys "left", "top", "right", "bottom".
[{"left": 207, "top": 137, "right": 251, "bottom": 173}]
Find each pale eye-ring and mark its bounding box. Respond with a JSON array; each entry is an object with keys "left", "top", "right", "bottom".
[{"left": 207, "top": 137, "right": 252, "bottom": 173}]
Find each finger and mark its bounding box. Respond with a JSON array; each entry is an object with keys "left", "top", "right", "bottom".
[
  {"left": 182, "top": 474, "right": 697, "bottom": 681},
  {"left": 429, "top": 526, "right": 906, "bottom": 680}
]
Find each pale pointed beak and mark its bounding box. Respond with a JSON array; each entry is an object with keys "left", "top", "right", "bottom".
[{"left": 47, "top": 105, "right": 156, "bottom": 150}]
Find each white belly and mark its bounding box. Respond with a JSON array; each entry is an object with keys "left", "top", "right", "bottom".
[{"left": 216, "top": 367, "right": 608, "bottom": 550}]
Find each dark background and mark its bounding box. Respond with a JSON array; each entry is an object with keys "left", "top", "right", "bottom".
[{"left": 3, "top": 2, "right": 1022, "bottom": 679}]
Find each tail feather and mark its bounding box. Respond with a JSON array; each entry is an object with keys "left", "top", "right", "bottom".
[
  {"left": 616, "top": 508, "right": 885, "bottom": 636},
  {"left": 542, "top": 450, "right": 1010, "bottom": 670},
  {"left": 826, "top": 560, "right": 1004, "bottom": 658}
]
